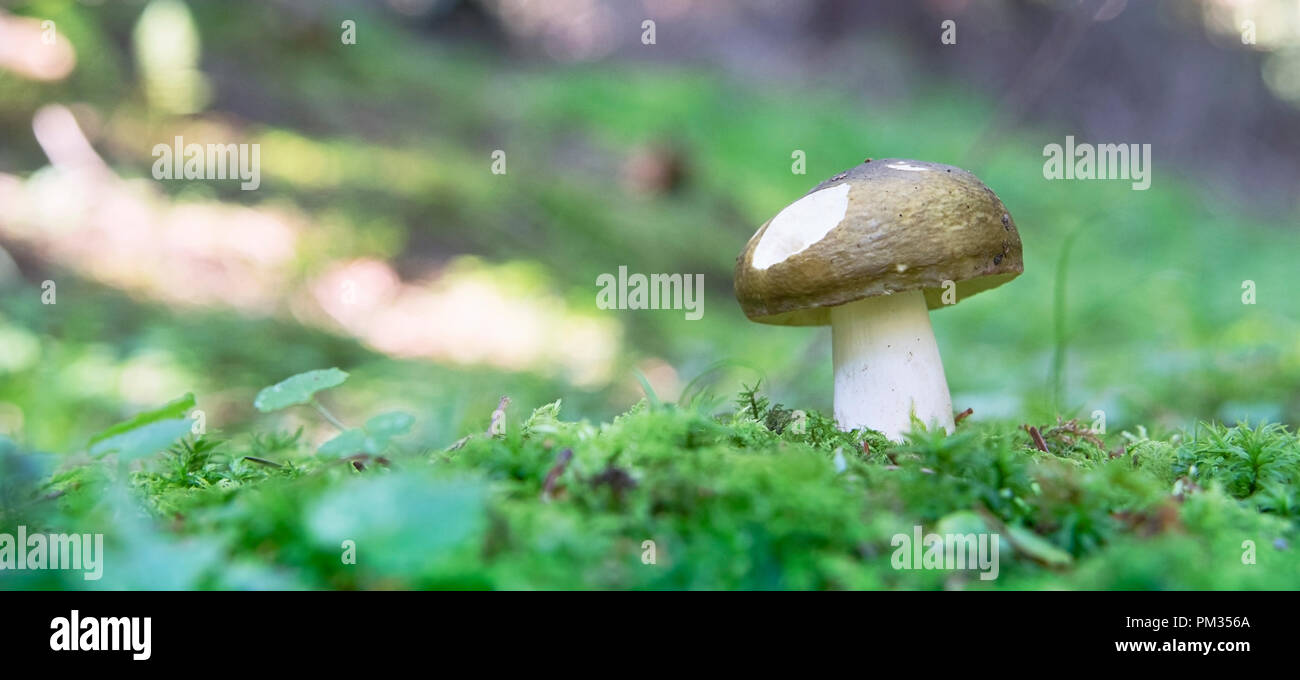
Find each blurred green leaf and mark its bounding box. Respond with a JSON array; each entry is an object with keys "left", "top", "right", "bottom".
[
  {"left": 1005, "top": 525, "right": 1074, "bottom": 568},
  {"left": 318, "top": 412, "right": 411, "bottom": 458},
  {"left": 365, "top": 411, "right": 414, "bottom": 438},
  {"left": 88, "top": 393, "right": 195, "bottom": 447},
  {"left": 317, "top": 428, "right": 371, "bottom": 458},
  {"left": 936, "top": 510, "right": 990, "bottom": 536},
  {"left": 307, "top": 474, "right": 487, "bottom": 575},
  {"left": 254, "top": 369, "right": 349, "bottom": 413},
  {"left": 89, "top": 418, "right": 192, "bottom": 462}
]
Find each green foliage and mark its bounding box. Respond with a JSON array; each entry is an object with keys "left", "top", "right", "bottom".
[
  {"left": 88, "top": 393, "right": 195, "bottom": 447},
  {"left": 365, "top": 412, "right": 415, "bottom": 439},
  {"left": 0, "top": 436, "right": 55, "bottom": 517},
  {"left": 316, "top": 411, "right": 413, "bottom": 458},
  {"left": 317, "top": 429, "right": 373, "bottom": 458},
  {"left": 254, "top": 369, "right": 349, "bottom": 413},
  {"left": 3, "top": 374, "right": 1295, "bottom": 590},
  {"left": 735, "top": 382, "right": 769, "bottom": 421},
  {"left": 307, "top": 474, "right": 487, "bottom": 582},
  {"left": 1176, "top": 422, "right": 1300, "bottom": 517},
  {"left": 133, "top": 435, "right": 301, "bottom": 516},
  {"left": 86, "top": 394, "right": 197, "bottom": 463},
  {"left": 89, "top": 419, "right": 193, "bottom": 463}
]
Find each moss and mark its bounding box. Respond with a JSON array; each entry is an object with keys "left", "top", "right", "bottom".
[{"left": 1, "top": 385, "right": 1296, "bottom": 590}]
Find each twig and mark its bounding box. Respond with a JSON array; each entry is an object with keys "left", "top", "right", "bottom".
[
  {"left": 443, "top": 397, "right": 510, "bottom": 455},
  {"left": 1026, "top": 425, "right": 1050, "bottom": 453},
  {"left": 337, "top": 453, "right": 391, "bottom": 472},
  {"left": 954, "top": 407, "right": 974, "bottom": 425},
  {"left": 1042, "top": 416, "right": 1105, "bottom": 449},
  {"left": 541, "top": 448, "right": 573, "bottom": 502}
]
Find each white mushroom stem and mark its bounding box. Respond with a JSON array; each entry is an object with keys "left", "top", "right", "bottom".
[{"left": 830, "top": 289, "right": 955, "bottom": 440}]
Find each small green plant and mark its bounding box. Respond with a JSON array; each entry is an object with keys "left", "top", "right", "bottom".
[
  {"left": 254, "top": 368, "right": 351, "bottom": 426},
  {"left": 254, "top": 368, "right": 413, "bottom": 460}
]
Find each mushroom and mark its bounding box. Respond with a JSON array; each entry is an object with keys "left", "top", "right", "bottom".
[{"left": 734, "top": 159, "right": 1023, "bottom": 440}]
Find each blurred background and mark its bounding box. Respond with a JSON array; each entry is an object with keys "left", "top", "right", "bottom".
[{"left": 1, "top": 0, "right": 1298, "bottom": 456}]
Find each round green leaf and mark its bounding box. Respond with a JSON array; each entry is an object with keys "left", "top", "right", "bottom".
[
  {"left": 254, "top": 369, "right": 349, "bottom": 413},
  {"left": 318, "top": 429, "right": 366, "bottom": 458},
  {"left": 365, "top": 411, "right": 414, "bottom": 438}
]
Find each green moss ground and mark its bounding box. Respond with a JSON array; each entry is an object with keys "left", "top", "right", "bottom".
[{"left": 2, "top": 379, "right": 1296, "bottom": 590}]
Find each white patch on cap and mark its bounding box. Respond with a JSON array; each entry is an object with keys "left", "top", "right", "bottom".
[
  {"left": 886, "top": 162, "right": 929, "bottom": 172},
  {"left": 752, "top": 183, "right": 851, "bottom": 270}
]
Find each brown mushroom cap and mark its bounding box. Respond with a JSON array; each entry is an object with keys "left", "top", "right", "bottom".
[{"left": 734, "top": 159, "right": 1023, "bottom": 326}]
